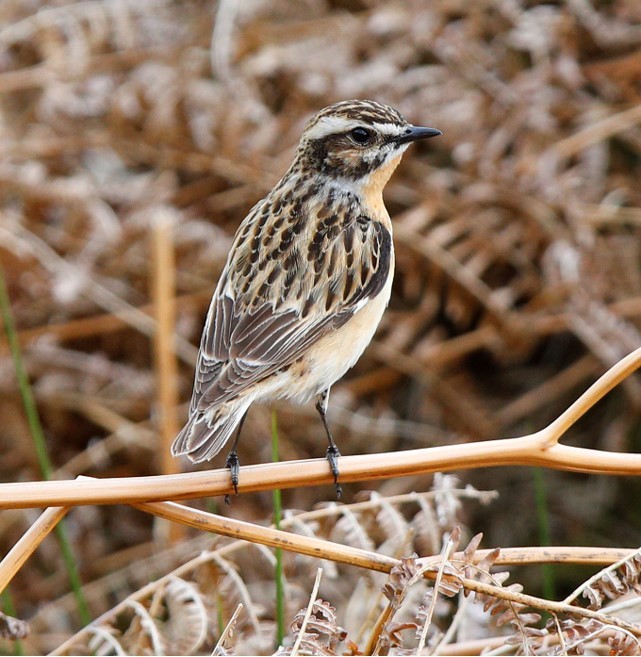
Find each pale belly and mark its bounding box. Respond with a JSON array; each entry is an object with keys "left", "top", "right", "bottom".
[{"left": 266, "top": 267, "right": 394, "bottom": 405}]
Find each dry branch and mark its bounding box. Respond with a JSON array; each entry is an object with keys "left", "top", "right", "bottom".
[
  {"left": 2, "top": 344, "right": 641, "bottom": 508},
  {"left": 0, "top": 505, "right": 68, "bottom": 593},
  {"left": 0, "top": 431, "right": 639, "bottom": 509},
  {"left": 37, "top": 497, "right": 640, "bottom": 655}
]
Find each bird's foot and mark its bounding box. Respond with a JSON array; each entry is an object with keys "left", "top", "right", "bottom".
[
  {"left": 224, "top": 451, "right": 240, "bottom": 505},
  {"left": 326, "top": 444, "right": 342, "bottom": 499}
]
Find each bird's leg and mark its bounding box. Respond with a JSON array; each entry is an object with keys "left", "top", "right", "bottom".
[
  {"left": 316, "top": 389, "right": 342, "bottom": 499},
  {"left": 224, "top": 411, "right": 248, "bottom": 505}
]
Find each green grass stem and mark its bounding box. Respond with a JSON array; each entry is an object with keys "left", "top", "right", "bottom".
[
  {"left": 1, "top": 589, "right": 24, "bottom": 655},
  {"left": 0, "top": 265, "right": 91, "bottom": 626},
  {"left": 533, "top": 467, "right": 556, "bottom": 602}
]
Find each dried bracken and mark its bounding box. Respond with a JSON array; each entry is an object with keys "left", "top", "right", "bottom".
[
  {"left": 571, "top": 550, "right": 641, "bottom": 611},
  {"left": 287, "top": 598, "right": 348, "bottom": 656},
  {"left": 546, "top": 617, "right": 641, "bottom": 656},
  {"left": 373, "top": 532, "right": 641, "bottom": 656},
  {"left": 0, "top": 611, "right": 29, "bottom": 641},
  {"left": 37, "top": 481, "right": 486, "bottom": 655},
  {"left": 3, "top": 0, "right": 641, "bottom": 654}
]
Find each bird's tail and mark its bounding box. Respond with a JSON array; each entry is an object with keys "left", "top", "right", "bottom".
[{"left": 171, "top": 400, "right": 250, "bottom": 463}]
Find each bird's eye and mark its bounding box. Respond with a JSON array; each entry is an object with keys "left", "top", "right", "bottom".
[{"left": 349, "top": 127, "right": 372, "bottom": 145}]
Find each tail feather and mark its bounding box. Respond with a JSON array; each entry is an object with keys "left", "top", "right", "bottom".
[{"left": 172, "top": 400, "right": 250, "bottom": 463}]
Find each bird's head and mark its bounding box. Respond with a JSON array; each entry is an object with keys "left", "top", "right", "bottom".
[{"left": 295, "top": 99, "right": 441, "bottom": 190}]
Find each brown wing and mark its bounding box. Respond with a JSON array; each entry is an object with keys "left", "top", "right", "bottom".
[{"left": 189, "top": 194, "right": 391, "bottom": 413}]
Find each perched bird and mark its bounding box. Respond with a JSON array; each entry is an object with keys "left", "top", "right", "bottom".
[{"left": 172, "top": 99, "right": 441, "bottom": 496}]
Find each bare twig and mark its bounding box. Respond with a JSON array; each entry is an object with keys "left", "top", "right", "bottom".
[
  {"left": 291, "top": 568, "right": 323, "bottom": 656},
  {"left": 150, "top": 215, "right": 180, "bottom": 462},
  {"left": 1, "top": 345, "right": 641, "bottom": 508},
  {"left": 416, "top": 531, "right": 457, "bottom": 654},
  {"left": 0, "top": 506, "right": 68, "bottom": 594},
  {"left": 212, "top": 603, "right": 244, "bottom": 656}
]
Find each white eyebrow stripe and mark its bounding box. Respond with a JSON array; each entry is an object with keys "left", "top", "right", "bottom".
[
  {"left": 372, "top": 122, "right": 406, "bottom": 136},
  {"left": 305, "top": 116, "right": 363, "bottom": 140},
  {"left": 305, "top": 116, "right": 407, "bottom": 141}
]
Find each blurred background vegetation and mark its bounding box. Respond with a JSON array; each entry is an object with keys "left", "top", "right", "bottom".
[{"left": 2, "top": 0, "right": 641, "bottom": 653}]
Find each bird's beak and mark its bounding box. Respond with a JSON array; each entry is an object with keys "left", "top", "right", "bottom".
[{"left": 395, "top": 125, "right": 442, "bottom": 145}]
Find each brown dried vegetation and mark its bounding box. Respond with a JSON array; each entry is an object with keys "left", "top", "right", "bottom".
[{"left": 2, "top": 0, "right": 641, "bottom": 654}]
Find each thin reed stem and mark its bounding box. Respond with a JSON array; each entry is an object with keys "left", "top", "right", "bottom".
[
  {"left": 0, "top": 265, "right": 90, "bottom": 626},
  {"left": 151, "top": 214, "right": 183, "bottom": 544},
  {"left": 533, "top": 467, "right": 556, "bottom": 602}
]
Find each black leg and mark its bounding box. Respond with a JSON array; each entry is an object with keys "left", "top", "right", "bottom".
[
  {"left": 224, "top": 411, "right": 248, "bottom": 505},
  {"left": 315, "top": 390, "right": 342, "bottom": 499}
]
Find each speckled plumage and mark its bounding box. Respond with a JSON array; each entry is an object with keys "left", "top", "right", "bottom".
[{"left": 172, "top": 99, "right": 441, "bottom": 492}]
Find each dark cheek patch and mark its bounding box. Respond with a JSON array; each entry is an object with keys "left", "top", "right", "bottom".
[{"left": 307, "top": 135, "right": 387, "bottom": 180}]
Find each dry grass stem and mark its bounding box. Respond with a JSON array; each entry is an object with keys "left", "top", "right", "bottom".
[
  {"left": 151, "top": 214, "right": 181, "bottom": 474},
  {"left": 133, "top": 499, "right": 398, "bottom": 574},
  {"left": 212, "top": 603, "right": 243, "bottom": 656},
  {"left": 1, "top": 345, "right": 641, "bottom": 509},
  {"left": 416, "top": 531, "right": 457, "bottom": 653},
  {"left": 0, "top": 506, "right": 68, "bottom": 594},
  {"left": 0, "top": 428, "right": 638, "bottom": 508},
  {"left": 151, "top": 213, "right": 183, "bottom": 543},
  {"left": 291, "top": 567, "right": 323, "bottom": 656}
]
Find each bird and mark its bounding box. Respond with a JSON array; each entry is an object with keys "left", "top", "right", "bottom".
[{"left": 172, "top": 99, "right": 441, "bottom": 498}]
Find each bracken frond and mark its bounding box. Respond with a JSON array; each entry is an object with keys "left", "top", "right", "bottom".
[
  {"left": 160, "top": 577, "right": 208, "bottom": 655},
  {"left": 286, "top": 599, "right": 348, "bottom": 656},
  {"left": 0, "top": 611, "right": 29, "bottom": 641},
  {"left": 576, "top": 551, "right": 641, "bottom": 611}
]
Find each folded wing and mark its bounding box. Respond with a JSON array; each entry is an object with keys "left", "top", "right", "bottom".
[{"left": 193, "top": 200, "right": 391, "bottom": 412}]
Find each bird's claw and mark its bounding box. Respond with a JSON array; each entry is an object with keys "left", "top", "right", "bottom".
[
  {"left": 326, "top": 444, "right": 342, "bottom": 499},
  {"left": 225, "top": 452, "right": 240, "bottom": 505}
]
